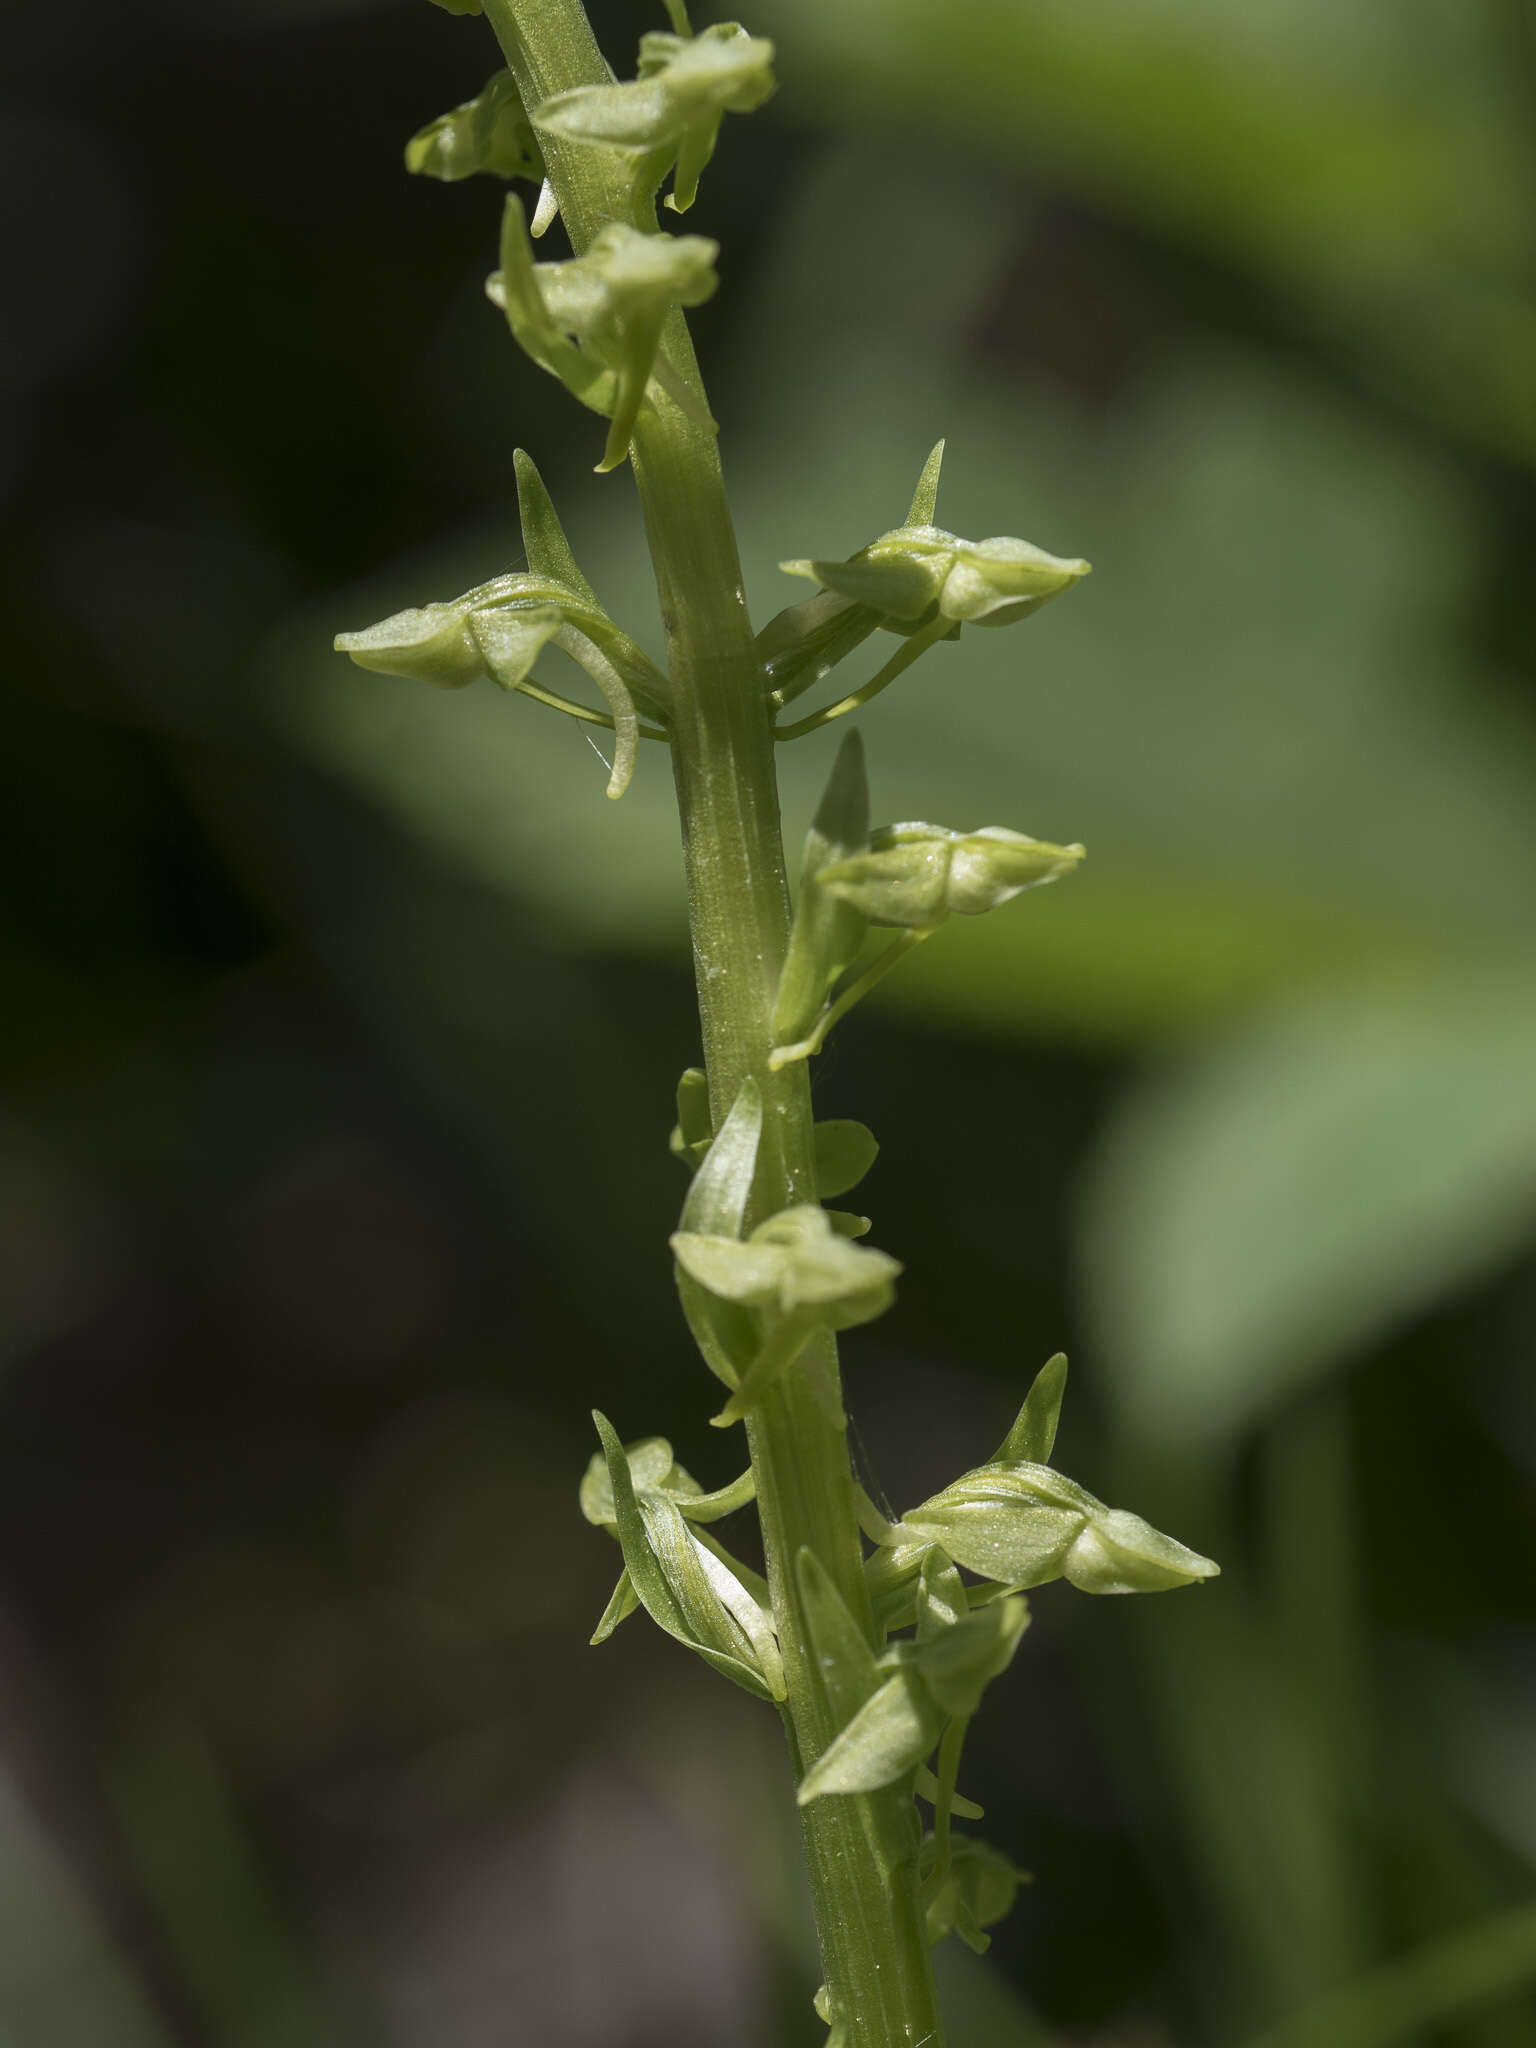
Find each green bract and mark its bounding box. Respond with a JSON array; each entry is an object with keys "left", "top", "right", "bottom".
[
  {"left": 773, "top": 730, "right": 872, "bottom": 1044},
  {"left": 797, "top": 1596, "right": 1029, "bottom": 1804},
  {"left": 819, "top": 821, "right": 1084, "bottom": 929},
  {"left": 488, "top": 202, "right": 719, "bottom": 471},
  {"left": 406, "top": 69, "right": 543, "bottom": 184},
  {"left": 782, "top": 524, "right": 1090, "bottom": 628},
  {"left": 534, "top": 23, "right": 776, "bottom": 214}
]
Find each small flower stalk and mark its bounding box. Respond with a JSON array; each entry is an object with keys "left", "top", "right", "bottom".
[{"left": 335, "top": 6, "right": 1218, "bottom": 2042}]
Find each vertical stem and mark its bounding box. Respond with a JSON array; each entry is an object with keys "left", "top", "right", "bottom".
[{"left": 480, "top": 4, "right": 946, "bottom": 2042}]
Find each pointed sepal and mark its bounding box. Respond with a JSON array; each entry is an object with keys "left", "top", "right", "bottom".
[
  {"left": 514, "top": 448, "right": 597, "bottom": 602},
  {"left": 992, "top": 1352, "right": 1068, "bottom": 1466},
  {"left": 905, "top": 438, "right": 946, "bottom": 526}
]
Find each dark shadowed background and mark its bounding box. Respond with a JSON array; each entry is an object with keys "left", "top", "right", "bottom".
[{"left": 4, "top": 1, "right": 1535, "bottom": 2043}]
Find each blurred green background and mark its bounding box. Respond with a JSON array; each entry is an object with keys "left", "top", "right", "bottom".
[{"left": 4, "top": 0, "right": 1535, "bottom": 2042}]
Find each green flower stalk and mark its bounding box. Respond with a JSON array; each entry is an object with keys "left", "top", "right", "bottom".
[{"left": 335, "top": 5, "right": 1219, "bottom": 2041}]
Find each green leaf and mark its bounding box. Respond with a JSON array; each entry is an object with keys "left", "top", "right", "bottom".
[
  {"left": 991, "top": 1352, "right": 1068, "bottom": 1466},
  {"left": 1084, "top": 978, "right": 1536, "bottom": 1447},
  {"left": 405, "top": 70, "right": 542, "bottom": 184},
  {"left": 592, "top": 1411, "right": 783, "bottom": 1701},
  {"left": 427, "top": 0, "right": 481, "bottom": 13},
  {"left": 814, "top": 1120, "right": 880, "bottom": 1200},
  {"left": 513, "top": 449, "right": 597, "bottom": 603},
  {"left": 772, "top": 729, "right": 872, "bottom": 1043},
  {"left": 797, "top": 1668, "right": 945, "bottom": 1804}
]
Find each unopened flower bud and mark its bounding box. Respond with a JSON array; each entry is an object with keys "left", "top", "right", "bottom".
[
  {"left": 782, "top": 524, "right": 1088, "bottom": 629},
  {"left": 819, "top": 822, "right": 1083, "bottom": 929}
]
